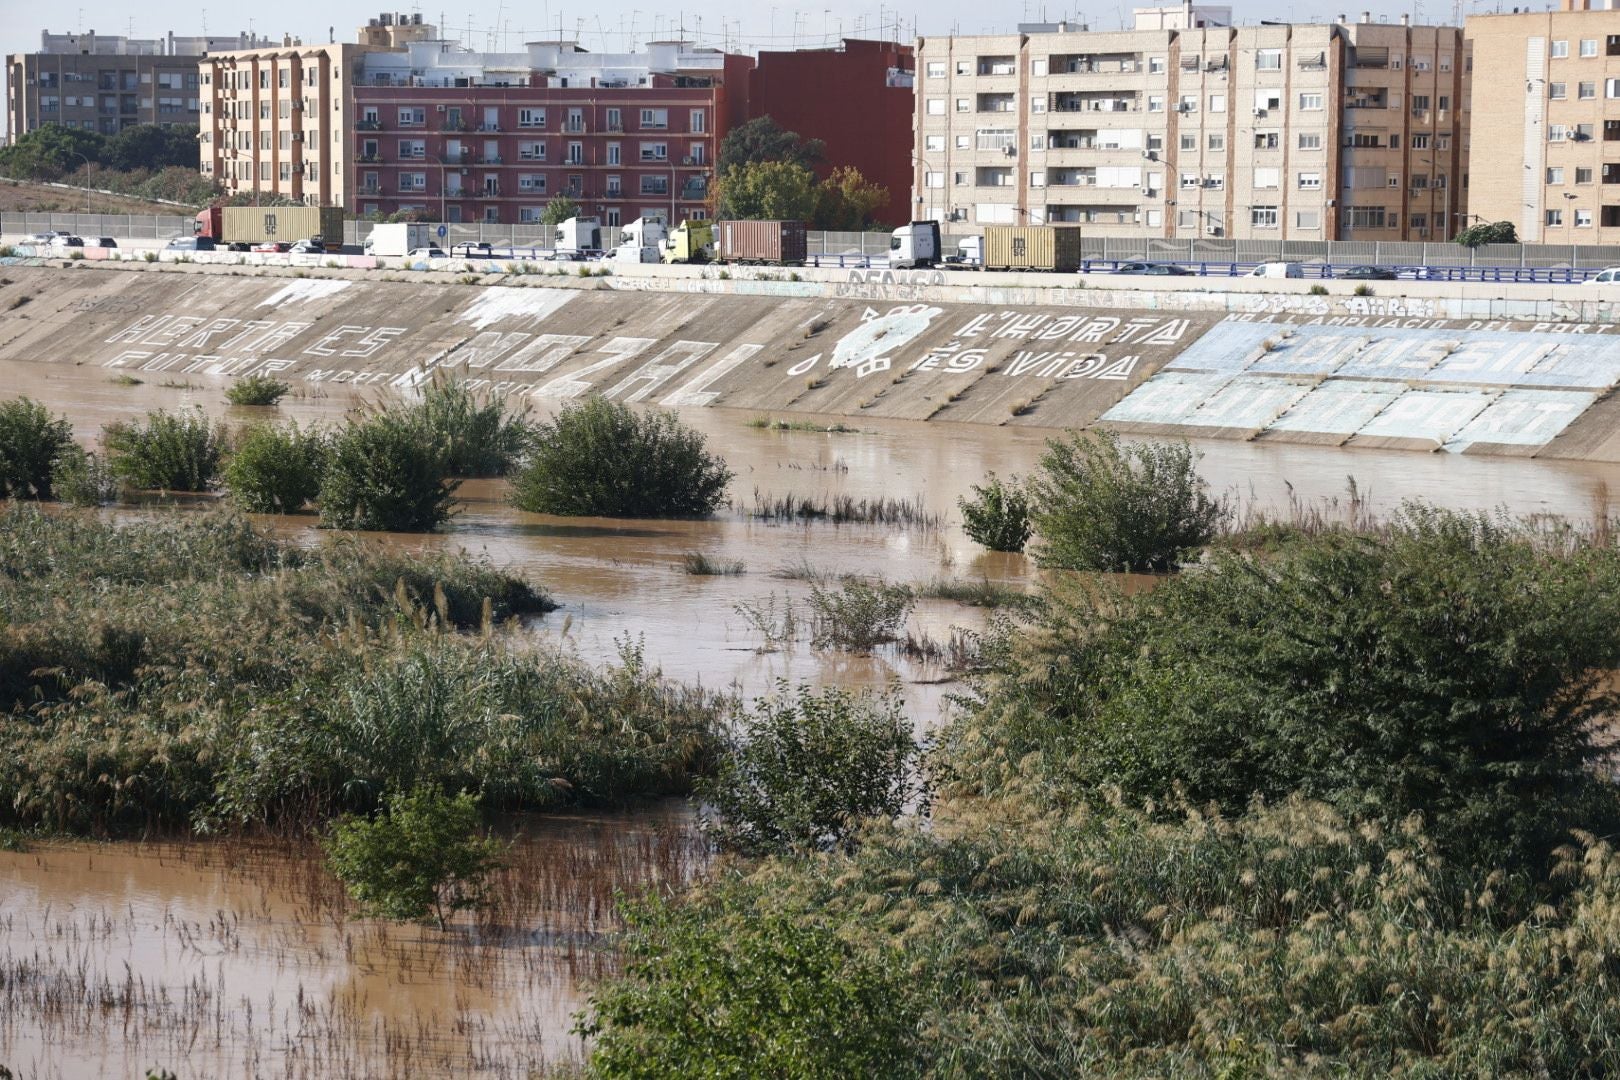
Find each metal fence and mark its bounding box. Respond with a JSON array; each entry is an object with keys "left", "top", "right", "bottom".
[{"left": 10, "top": 212, "right": 1620, "bottom": 270}]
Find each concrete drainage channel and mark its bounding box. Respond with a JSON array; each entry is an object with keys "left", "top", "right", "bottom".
[{"left": 4, "top": 259, "right": 1620, "bottom": 459}]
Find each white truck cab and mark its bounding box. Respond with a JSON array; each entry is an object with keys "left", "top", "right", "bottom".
[
  {"left": 554, "top": 216, "right": 603, "bottom": 256},
  {"left": 889, "top": 221, "right": 943, "bottom": 269}
]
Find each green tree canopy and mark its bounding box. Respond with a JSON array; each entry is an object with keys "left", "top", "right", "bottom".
[
  {"left": 540, "top": 194, "right": 581, "bottom": 226},
  {"left": 716, "top": 116, "right": 825, "bottom": 178},
  {"left": 1455, "top": 219, "right": 1517, "bottom": 247},
  {"left": 811, "top": 166, "right": 890, "bottom": 231},
  {"left": 714, "top": 160, "right": 819, "bottom": 222}
]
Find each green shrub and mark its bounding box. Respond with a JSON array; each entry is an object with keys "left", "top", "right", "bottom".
[
  {"left": 511, "top": 396, "right": 732, "bottom": 517},
  {"left": 323, "top": 786, "right": 505, "bottom": 928},
  {"left": 699, "top": 681, "right": 918, "bottom": 856},
  {"left": 806, "top": 578, "right": 914, "bottom": 653},
  {"left": 52, "top": 446, "right": 121, "bottom": 506},
  {"left": 581, "top": 895, "right": 921, "bottom": 1080},
  {"left": 318, "top": 412, "right": 458, "bottom": 531},
  {"left": 957, "top": 473, "right": 1031, "bottom": 553},
  {"left": 943, "top": 507, "right": 1620, "bottom": 872},
  {"left": 1354, "top": 283, "right": 1374, "bottom": 296},
  {"left": 225, "top": 373, "right": 292, "bottom": 406},
  {"left": 1027, "top": 430, "right": 1225, "bottom": 572},
  {"left": 222, "top": 422, "right": 326, "bottom": 513},
  {"left": 0, "top": 397, "right": 75, "bottom": 499},
  {"left": 102, "top": 408, "right": 226, "bottom": 491},
  {"left": 407, "top": 375, "right": 532, "bottom": 477},
  {"left": 1308, "top": 283, "right": 1328, "bottom": 295}
]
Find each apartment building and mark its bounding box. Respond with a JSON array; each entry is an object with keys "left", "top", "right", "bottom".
[
  {"left": 914, "top": 7, "right": 1467, "bottom": 240},
  {"left": 7, "top": 28, "right": 269, "bottom": 137},
  {"left": 1467, "top": 0, "right": 1620, "bottom": 243},
  {"left": 203, "top": 24, "right": 752, "bottom": 224},
  {"left": 749, "top": 39, "right": 915, "bottom": 222},
  {"left": 351, "top": 40, "right": 750, "bottom": 225}
]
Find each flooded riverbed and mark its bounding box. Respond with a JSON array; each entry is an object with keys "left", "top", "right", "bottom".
[{"left": 6, "top": 359, "right": 1620, "bottom": 1077}]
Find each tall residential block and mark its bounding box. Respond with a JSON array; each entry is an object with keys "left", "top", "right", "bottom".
[
  {"left": 914, "top": 7, "right": 1468, "bottom": 240},
  {"left": 1466, "top": 0, "right": 1620, "bottom": 242},
  {"left": 748, "top": 39, "right": 915, "bottom": 223},
  {"left": 7, "top": 28, "right": 269, "bottom": 138},
  {"left": 202, "top": 20, "right": 752, "bottom": 224}
]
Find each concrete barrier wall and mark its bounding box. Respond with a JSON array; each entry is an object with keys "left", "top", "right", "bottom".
[{"left": 3, "top": 260, "right": 1620, "bottom": 460}]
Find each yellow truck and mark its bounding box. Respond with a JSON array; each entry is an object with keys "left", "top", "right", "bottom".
[{"left": 662, "top": 220, "right": 716, "bottom": 263}]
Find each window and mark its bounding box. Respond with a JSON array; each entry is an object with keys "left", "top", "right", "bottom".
[
  {"left": 1181, "top": 172, "right": 1201, "bottom": 189},
  {"left": 1208, "top": 133, "right": 1225, "bottom": 152},
  {"left": 607, "top": 142, "right": 621, "bottom": 165},
  {"left": 1207, "top": 173, "right": 1225, "bottom": 189},
  {"left": 1209, "top": 93, "right": 1226, "bottom": 113},
  {"left": 924, "top": 171, "right": 944, "bottom": 189},
  {"left": 1550, "top": 124, "right": 1568, "bottom": 142},
  {"left": 955, "top": 98, "right": 970, "bottom": 112},
  {"left": 1578, "top": 167, "right": 1594, "bottom": 184},
  {"left": 1146, "top": 134, "right": 1164, "bottom": 151},
  {"left": 1253, "top": 167, "right": 1280, "bottom": 188},
  {"left": 1552, "top": 40, "right": 1570, "bottom": 58},
  {"left": 1251, "top": 205, "right": 1279, "bottom": 227},
  {"left": 518, "top": 206, "right": 544, "bottom": 223},
  {"left": 1031, "top": 94, "right": 1046, "bottom": 114},
  {"left": 1030, "top": 134, "right": 1045, "bottom": 151},
  {"left": 1178, "top": 94, "right": 1197, "bottom": 112},
  {"left": 639, "top": 141, "right": 668, "bottom": 161},
  {"left": 1412, "top": 94, "right": 1430, "bottom": 113},
  {"left": 1412, "top": 134, "right": 1431, "bottom": 149},
  {"left": 955, "top": 61, "right": 970, "bottom": 75},
  {"left": 1547, "top": 208, "right": 1565, "bottom": 226},
  {"left": 640, "top": 176, "right": 669, "bottom": 195},
  {"left": 1180, "top": 134, "right": 1197, "bottom": 151},
  {"left": 1582, "top": 38, "right": 1599, "bottom": 57},
  {"left": 1577, "top": 208, "right": 1594, "bottom": 227},
  {"left": 1299, "top": 92, "right": 1323, "bottom": 110},
  {"left": 1148, "top": 95, "right": 1165, "bottom": 112},
  {"left": 1549, "top": 167, "right": 1566, "bottom": 184},
  {"left": 1256, "top": 50, "right": 1282, "bottom": 70},
  {"left": 1581, "top": 81, "right": 1597, "bottom": 99},
  {"left": 518, "top": 173, "right": 546, "bottom": 192},
  {"left": 1348, "top": 206, "right": 1387, "bottom": 228},
  {"left": 1607, "top": 78, "right": 1620, "bottom": 98},
  {"left": 398, "top": 107, "right": 425, "bottom": 126},
  {"left": 1146, "top": 210, "right": 1162, "bottom": 228},
  {"left": 518, "top": 141, "right": 546, "bottom": 160},
  {"left": 926, "top": 98, "right": 945, "bottom": 115},
  {"left": 397, "top": 139, "right": 425, "bottom": 158},
  {"left": 927, "top": 61, "right": 946, "bottom": 77},
  {"left": 691, "top": 109, "right": 706, "bottom": 133},
  {"left": 1298, "top": 171, "right": 1322, "bottom": 189},
  {"left": 1030, "top": 170, "right": 1045, "bottom": 187},
  {"left": 1551, "top": 83, "right": 1568, "bottom": 99},
  {"left": 519, "top": 108, "right": 546, "bottom": 127},
  {"left": 1295, "top": 210, "right": 1321, "bottom": 229},
  {"left": 566, "top": 141, "right": 584, "bottom": 165},
  {"left": 925, "top": 135, "right": 944, "bottom": 152},
  {"left": 1254, "top": 131, "right": 1280, "bottom": 150},
  {"left": 640, "top": 108, "right": 668, "bottom": 128},
  {"left": 1149, "top": 55, "right": 1166, "bottom": 73},
  {"left": 606, "top": 107, "right": 622, "bottom": 130},
  {"left": 1254, "top": 89, "right": 1281, "bottom": 111},
  {"left": 955, "top": 135, "right": 970, "bottom": 149},
  {"left": 1031, "top": 59, "right": 1047, "bottom": 76}
]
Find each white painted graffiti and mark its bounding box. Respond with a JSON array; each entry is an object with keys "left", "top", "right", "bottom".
[{"left": 828, "top": 304, "right": 944, "bottom": 379}]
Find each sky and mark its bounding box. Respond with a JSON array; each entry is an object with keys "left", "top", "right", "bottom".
[{"left": 1, "top": 0, "right": 1523, "bottom": 64}]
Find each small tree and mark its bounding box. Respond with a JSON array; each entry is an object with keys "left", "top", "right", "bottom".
[
  {"left": 102, "top": 408, "right": 227, "bottom": 492},
  {"left": 1455, "top": 220, "right": 1517, "bottom": 247},
  {"left": 1028, "top": 430, "right": 1226, "bottom": 572},
  {"left": 323, "top": 786, "right": 505, "bottom": 929},
  {"left": 510, "top": 397, "right": 732, "bottom": 517},
  {"left": 715, "top": 116, "right": 826, "bottom": 178},
  {"left": 540, "top": 195, "right": 581, "bottom": 227},
  {"left": 713, "top": 160, "right": 819, "bottom": 222},
  {"left": 225, "top": 374, "right": 291, "bottom": 407},
  {"left": 319, "top": 411, "right": 458, "bottom": 531},
  {"left": 958, "top": 474, "right": 1031, "bottom": 553},
  {"left": 406, "top": 375, "right": 532, "bottom": 477},
  {"left": 699, "top": 682, "right": 918, "bottom": 856},
  {"left": 812, "top": 166, "right": 891, "bottom": 231},
  {"left": 222, "top": 423, "right": 327, "bottom": 513},
  {"left": 0, "top": 397, "right": 76, "bottom": 500}
]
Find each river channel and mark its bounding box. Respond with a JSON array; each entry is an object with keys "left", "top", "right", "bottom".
[{"left": 3, "top": 360, "right": 1619, "bottom": 1077}]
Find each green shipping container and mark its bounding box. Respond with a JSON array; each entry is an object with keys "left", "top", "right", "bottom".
[
  {"left": 219, "top": 206, "right": 345, "bottom": 245},
  {"left": 982, "top": 225, "right": 1083, "bottom": 272}
]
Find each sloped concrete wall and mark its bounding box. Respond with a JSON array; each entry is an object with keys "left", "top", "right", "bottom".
[{"left": 3, "top": 261, "right": 1620, "bottom": 459}]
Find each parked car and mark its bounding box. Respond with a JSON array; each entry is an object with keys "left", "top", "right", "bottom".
[
  {"left": 164, "top": 236, "right": 217, "bottom": 251},
  {"left": 1112, "top": 261, "right": 1194, "bottom": 276},
  {"left": 226, "top": 241, "right": 253, "bottom": 252},
  {"left": 89, "top": 237, "right": 118, "bottom": 249},
  {"left": 405, "top": 246, "right": 449, "bottom": 259},
  {"left": 48, "top": 234, "right": 85, "bottom": 249},
  {"left": 1587, "top": 266, "right": 1620, "bottom": 285},
  {"left": 452, "top": 241, "right": 494, "bottom": 258},
  {"left": 1337, "top": 264, "right": 1397, "bottom": 280},
  {"left": 1249, "top": 261, "right": 1303, "bottom": 279},
  {"left": 290, "top": 237, "right": 326, "bottom": 253},
  {"left": 251, "top": 241, "right": 291, "bottom": 253},
  {"left": 24, "top": 231, "right": 58, "bottom": 245}
]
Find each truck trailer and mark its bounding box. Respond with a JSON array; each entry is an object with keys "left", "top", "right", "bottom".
[
  {"left": 195, "top": 206, "right": 344, "bottom": 250},
  {"left": 982, "top": 225, "right": 1083, "bottom": 272},
  {"left": 717, "top": 220, "right": 808, "bottom": 265},
  {"left": 363, "top": 222, "right": 435, "bottom": 258}
]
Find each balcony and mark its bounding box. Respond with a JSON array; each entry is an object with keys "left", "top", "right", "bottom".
[
  {"left": 439, "top": 119, "right": 469, "bottom": 132},
  {"left": 681, "top": 182, "right": 707, "bottom": 201},
  {"left": 1050, "top": 95, "right": 1139, "bottom": 113},
  {"left": 357, "top": 183, "right": 382, "bottom": 195},
  {"left": 481, "top": 185, "right": 501, "bottom": 197},
  {"left": 641, "top": 184, "right": 670, "bottom": 197},
  {"left": 477, "top": 122, "right": 501, "bottom": 132},
  {"left": 564, "top": 121, "right": 586, "bottom": 134},
  {"left": 476, "top": 154, "right": 504, "bottom": 165}
]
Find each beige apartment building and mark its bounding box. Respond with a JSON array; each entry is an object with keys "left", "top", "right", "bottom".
[
  {"left": 914, "top": 7, "right": 1468, "bottom": 240},
  {"left": 1467, "top": 0, "right": 1620, "bottom": 243}
]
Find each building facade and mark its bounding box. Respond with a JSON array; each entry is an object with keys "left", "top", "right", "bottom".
[
  {"left": 1467, "top": 0, "right": 1620, "bottom": 243},
  {"left": 203, "top": 30, "right": 752, "bottom": 224},
  {"left": 7, "top": 28, "right": 269, "bottom": 138},
  {"left": 748, "top": 39, "right": 915, "bottom": 222},
  {"left": 914, "top": 10, "right": 1468, "bottom": 240}
]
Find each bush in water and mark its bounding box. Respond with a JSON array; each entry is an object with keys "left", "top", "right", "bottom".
[
  {"left": 222, "top": 422, "right": 327, "bottom": 513},
  {"left": 957, "top": 473, "right": 1031, "bottom": 553},
  {"left": 0, "top": 396, "right": 75, "bottom": 499},
  {"left": 224, "top": 374, "right": 291, "bottom": 407},
  {"left": 318, "top": 411, "right": 458, "bottom": 531},
  {"left": 103, "top": 408, "right": 227, "bottom": 492},
  {"left": 406, "top": 374, "right": 533, "bottom": 477}
]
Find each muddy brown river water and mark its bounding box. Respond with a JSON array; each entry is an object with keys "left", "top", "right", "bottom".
[{"left": 5, "top": 360, "right": 1620, "bottom": 1078}]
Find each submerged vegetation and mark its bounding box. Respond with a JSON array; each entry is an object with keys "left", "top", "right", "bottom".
[
  {"left": 102, "top": 407, "right": 227, "bottom": 492},
  {"left": 0, "top": 396, "right": 74, "bottom": 500},
  {"left": 224, "top": 373, "right": 292, "bottom": 407}
]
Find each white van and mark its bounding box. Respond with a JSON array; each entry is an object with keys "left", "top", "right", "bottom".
[
  {"left": 1587, "top": 266, "right": 1620, "bottom": 285},
  {"left": 1249, "top": 261, "right": 1304, "bottom": 279}
]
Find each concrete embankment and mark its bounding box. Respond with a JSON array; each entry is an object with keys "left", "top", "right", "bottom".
[{"left": 3, "top": 257, "right": 1620, "bottom": 459}]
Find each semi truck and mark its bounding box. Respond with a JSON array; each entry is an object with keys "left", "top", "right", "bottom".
[
  {"left": 554, "top": 216, "right": 603, "bottom": 256},
  {"left": 663, "top": 220, "right": 716, "bottom": 264},
  {"left": 195, "top": 206, "right": 345, "bottom": 250},
  {"left": 364, "top": 222, "right": 435, "bottom": 258},
  {"left": 610, "top": 217, "right": 667, "bottom": 263},
  {"left": 982, "top": 225, "right": 1083, "bottom": 272},
  {"left": 717, "top": 220, "right": 808, "bottom": 265},
  {"left": 888, "top": 221, "right": 942, "bottom": 268}
]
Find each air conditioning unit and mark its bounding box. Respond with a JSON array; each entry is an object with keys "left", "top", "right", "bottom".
[
  {"left": 1253, "top": 107, "right": 1267, "bottom": 116},
  {"left": 1142, "top": 149, "right": 1157, "bottom": 160},
  {"left": 1140, "top": 186, "right": 1154, "bottom": 196},
  {"left": 436, "top": 104, "right": 445, "bottom": 111},
  {"left": 1002, "top": 146, "right": 1016, "bottom": 157},
  {"left": 1206, "top": 225, "right": 1222, "bottom": 235}
]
